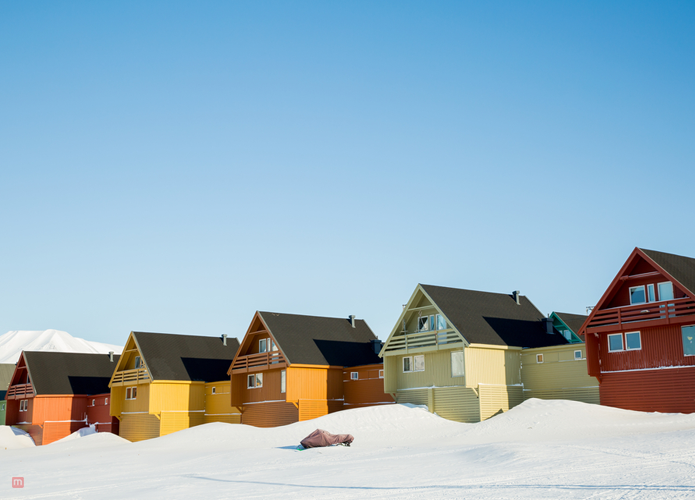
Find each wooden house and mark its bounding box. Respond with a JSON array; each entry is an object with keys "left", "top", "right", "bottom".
[
  {"left": 521, "top": 312, "right": 599, "bottom": 404},
  {"left": 109, "top": 331, "right": 240, "bottom": 442},
  {"left": 0, "top": 363, "right": 15, "bottom": 426},
  {"left": 380, "top": 284, "right": 574, "bottom": 423},
  {"left": 228, "top": 311, "right": 391, "bottom": 427},
  {"left": 5, "top": 351, "right": 120, "bottom": 445},
  {"left": 579, "top": 248, "right": 695, "bottom": 413}
]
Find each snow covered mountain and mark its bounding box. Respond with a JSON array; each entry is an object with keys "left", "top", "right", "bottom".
[{"left": 0, "top": 329, "right": 123, "bottom": 364}]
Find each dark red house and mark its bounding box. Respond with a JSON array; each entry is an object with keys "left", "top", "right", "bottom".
[
  {"left": 5, "top": 351, "right": 120, "bottom": 445},
  {"left": 580, "top": 248, "right": 695, "bottom": 413}
]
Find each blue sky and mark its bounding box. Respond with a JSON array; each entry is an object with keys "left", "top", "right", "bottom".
[{"left": 1, "top": 1, "right": 694, "bottom": 344}]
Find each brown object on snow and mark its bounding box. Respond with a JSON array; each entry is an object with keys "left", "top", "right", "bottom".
[{"left": 300, "top": 429, "right": 354, "bottom": 449}]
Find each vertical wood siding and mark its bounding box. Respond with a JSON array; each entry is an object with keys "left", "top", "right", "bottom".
[
  {"left": 465, "top": 348, "right": 521, "bottom": 387},
  {"left": 521, "top": 345, "right": 599, "bottom": 404},
  {"left": 204, "top": 381, "right": 241, "bottom": 424},
  {"left": 241, "top": 401, "right": 299, "bottom": 427},
  {"left": 42, "top": 421, "right": 88, "bottom": 445},
  {"left": 343, "top": 365, "right": 394, "bottom": 407},
  {"left": 601, "top": 324, "right": 695, "bottom": 372},
  {"left": 239, "top": 369, "right": 285, "bottom": 404},
  {"left": 149, "top": 382, "right": 205, "bottom": 413},
  {"left": 600, "top": 366, "right": 695, "bottom": 413},
  {"left": 392, "top": 349, "right": 466, "bottom": 390},
  {"left": 479, "top": 385, "right": 523, "bottom": 421},
  {"left": 433, "top": 387, "right": 480, "bottom": 423},
  {"left": 120, "top": 414, "right": 161, "bottom": 442},
  {"left": 118, "top": 383, "right": 150, "bottom": 414}
]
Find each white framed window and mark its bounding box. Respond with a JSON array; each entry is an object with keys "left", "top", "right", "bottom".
[
  {"left": 658, "top": 282, "right": 674, "bottom": 301},
  {"left": 682, "top": 325, "right": 695, "bottom": 356},
  {"left": 105, "top": 397, "right": 108, "bottom": 405},
  {"left": 451, "top": 351, "right": 464, "bottom": 377},
  {"left": 247, "top": 374, "right": 255, "bottom": 389},
  {"left": 647, "top": 284, "right": 656, "bottom": 302},
  {"left": 608, "top": 333, "right": 624, "bottom": 352},
  {"left": 574, "top": 350, "right": 582, "bottom": 360},
  {"left": 436, "top": 314, "right": 446, "bottom": 331},
  {"left": 281, "top": 370, "right": 286, "bottom": 393},
  {"left": 211, "top": 387, "right": 216, "bottom": 395},
  {"left": 413, "top": 355, "right": 425, "bottom": 372},
  {"left": 270, "top": 339, "right": 277, "bottom": 351},
  {"left": 255, "top": 373, "right": 263, "bottom": 387},
  {"left": 350, "top": 372, "right": 359, "bottom": 380},
  {"left": 378, "top": 369, "right": 384, "bottom": 379},
  {"left": 19, "top": 400, "right": 27, "bottom": 411},
  {"left": 248, "top": 373, "right": 263, "bottom": 388},
  {"left": 259, "top": 339, "right": 267, "bottom": 353},
  {"left": 403, "top": 356, "right": 412, "bottom": 372},
  {"left": 1, "top": 403, "right": 4, "bottom": 411},
  {"left": 418, "top": 316, "right": 430, "bottom": 332},
  {"left": 562, "top": 330, "right": 572, "bottom": 341},
  {"left": 629, "top": 285, "right": 646, "bottom": 305},
  {"left": 126, "top": 387, "right": 137, "bottom": 400},
  {"left": 625, "top": 331, "right": 641, "bottom": 350},
  {"left": 134, "top": 356, "right": 141, "bottom": 369},
  {"left": 92, "top": 399, "right": 95, "bottom": 406},
  {"left": 536, "top": 354, "right": 544, "bottom": 363}
]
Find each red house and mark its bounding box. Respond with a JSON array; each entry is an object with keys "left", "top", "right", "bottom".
[
  {"left": 5, "top": 351, "right": 120, "bottom": 445},
  {"left": 580, "top": 248, "right": 695, "bottom": 413}
]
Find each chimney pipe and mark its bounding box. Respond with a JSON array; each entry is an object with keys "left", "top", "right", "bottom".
[
  {"left": 222, "top": 334, "right": 228, "bottom": 346},
  {"left": 109, "top": 351, "right": 114, "bottom": 362},
  {"left": 349, "top": 315, "right": 356, "bottom": 328},
  {"left": 513, "top": 291, "right": 521, "bottom": 305}
]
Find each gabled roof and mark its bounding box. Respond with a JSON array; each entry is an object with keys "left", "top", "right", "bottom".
[
  {"left": 22, "top": 352, "right": 120, "bottom": 396},
  {"left": 553, "top": 312, "right": 588, "bottom": 335},
  {"left": 640, "top": 248, "right": 695, "bottom": 295},
  {"left": 258, "top": 312, "right": 381, "bottom": 367},
  {"left": 133, "top": 332, "right": 240, "bottom": 382},
  {"left": 0, "top": 363, "right": 15, "bottom": 391},
  {"left": 420, "top": 284, "right": 569, "bottom": 348}
]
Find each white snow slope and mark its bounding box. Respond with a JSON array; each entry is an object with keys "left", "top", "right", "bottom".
[
  {"left": 2, "top": 399, "right": 695, "bottom": 499},
  {"left": 0, "top": 330, "right": 122, "bottom": 364}
]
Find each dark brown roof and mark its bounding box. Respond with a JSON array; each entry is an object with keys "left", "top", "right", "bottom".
[
  {"left": 23, "top": 352, "right": 120, "bottom": 396},
  {"left": 134, "top": 332, "right": 240, "bottom": 382},
  {"left": 259, "top": 312, "right": 381, "bottom": 367},
  {"left": 641, "top": 248, "right": 695, "bottom": 295},
  {"left": 420, "top": 284, "right": 569, "bottom": 348},
  {"left": 554, "top": 312, "right": 588, "bottom": 334}
]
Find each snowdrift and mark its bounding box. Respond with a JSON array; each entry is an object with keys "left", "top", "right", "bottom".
[{"left": 0, "top": 426, "right": 35, "bottom": 450}]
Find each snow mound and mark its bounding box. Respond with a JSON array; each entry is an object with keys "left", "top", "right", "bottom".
[
  {"left": 0, "top": 426, "right": 35, "bottom": 450},
  {"left": 48, "top": 427, "right": 130, "bottom": 451},
  {"left": 0, "top": 329, "right": 122, "bottom": 363}
]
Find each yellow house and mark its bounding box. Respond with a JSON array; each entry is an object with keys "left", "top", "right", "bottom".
[
  {"left": 109, "top": 331, "right": 240, "bottom": 442},
  {"left": 380, "top": 285, "right": 577, "bottom": 423}
]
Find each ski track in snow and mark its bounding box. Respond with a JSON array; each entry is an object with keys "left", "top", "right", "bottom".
[{"left": 2, "top": 400, "right": 695, "bottom": 499}]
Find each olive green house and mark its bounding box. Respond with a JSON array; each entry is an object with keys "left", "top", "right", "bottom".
[
  {"left": 0, "top": 363, "right": 16, "bottom": 425},
  {"left": 380, "top": 284, "right": 572, "bottom": 423},
  {"left": 521, "top": 312, "right": 599, "bottom": 404}
]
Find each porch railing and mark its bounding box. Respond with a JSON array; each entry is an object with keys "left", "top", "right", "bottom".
[
  {"left": 7, "top": 383, "right": 34, "bottom": 399},
  {"left": 585, "top": 298, "right": 695, "bottom": 333},
  {"left": 111, "top": 367, "right": 150, "bottom": 385},
  {"left": 230, "top": 351, "right": 286, "bottom": 373},
  {"left": 383, "top": 329, "right": 461, "bottom": 354}
]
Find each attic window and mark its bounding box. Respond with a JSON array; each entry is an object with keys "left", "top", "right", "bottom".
[
  {"left": 418, "top": 316, "right": 430, "bottom": 332},
  {"left": 351, "top": 372, "right": 359, "bottom": 380},
  {"left": 562, "top": 330, "right": 572, "bottom": 341},
  {"left": 536, "top": 354, "right": 544, "bottom": 363},
  {"left": 629, "top": 286, "right": 646, "bottom": 305},
  {"left": 134, "top": 356, "right": 141, "bottom": 369},
  {"left": 259, "top": 339, "right": 267, "bottom": 353},
  {"left": 658, "top": 282, "right": 674, "bottom": 301}
]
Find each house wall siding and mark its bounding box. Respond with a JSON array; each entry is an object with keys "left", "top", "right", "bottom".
[
  {"left": 160, "top": 411, "right": 205, "bottom": 436},
  {"left": 433, "top": 387, "right": 480, "bottom": 423},
  {"left": 465, "top": 347, "right": 521, "bottom": 387},
  {"left": 600, "top": 366, "right": 695, "bottom": 413},
  {"left": 343, "top": 365, "right": 394, "bottom": 408},
  {"left": 120, "top": 413, "right": 161, "bottom": 442},
  {"left": 204, "top": 381, "right": 241, "bottom": 424},
  {"left": 479, "top": 385, "right": 523, "bottom": 421},
  {"left": 241, "top": 401, "right": 299, "bottom": 428},
  {"left": 149, "top": 382, "right": 205, "bottom": 414},
  {"left": 238, "top": 369, "right": 285, "bottom": 405},
  {"left": 286, "top": 367, "right": 343, "bottom": 402},
  {"left": 388, "top": 349, "right": 466, "bottom": 390}
]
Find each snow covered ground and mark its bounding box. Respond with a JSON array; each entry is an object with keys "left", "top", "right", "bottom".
[
  {"left": 0, "top": 330, "right": 122, "bottom": 363},
  {"left": 2, "top": 399, "right": 695, "bottom": 499}
]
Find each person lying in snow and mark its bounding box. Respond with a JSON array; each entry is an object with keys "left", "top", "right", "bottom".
[{"left": 299, "top": 429, "right": 354, "bottom": 449}]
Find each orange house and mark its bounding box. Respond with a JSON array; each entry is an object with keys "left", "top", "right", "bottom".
[
  {"left": 229, "top": 312, "right": 393, "bottom": 427},
  {"left": 5, "top": 351, "right": 120, "bottom": 445}
]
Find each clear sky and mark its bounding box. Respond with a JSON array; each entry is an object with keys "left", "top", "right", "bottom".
[{"left": 1, "top": 1, "right": 694, "bottom": 345}]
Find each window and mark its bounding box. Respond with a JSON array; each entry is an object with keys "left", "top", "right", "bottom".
[
  {"left": 451, "top": 351, "right": 464, "bottom": 377},
  {"left": 682, "top": 325, "right": 695, "bottom": 356},
  {"left": 436, "top": 314, "right": 446, "bottom": 331},
  {"left": 134, "top": 356, "right": 141, "bottom": 369},
  {"left": 350, "top": 372, "right": 359, "bottom": 380},
  {"left": 629, "top": 286, "right": 646, "bottom": 305},
  {"left": 281, "top": 370, "right": 286, "bottom": 393},
  {"left": 1, "top": 403, "right": 4, "bottom": 411},
  {"left": 259, "top": 339, "right": 267, "bottom": 353},
  {"left": 248, "top": 373, "right": 263, "bottom": 388},
  {"left": 574, "top": 350, "right": 583, "bottom": 360},
  {"left": 608, "top": 333, "right": 624, "bottom": 352},
  {"left": 125, "top": 387, "right": 137, "bottom": 400},
  {"left": 658, "top": 282, "right": 674, "bottom": 301},
  {"left": 105, "top": 397, "right": 108, "bottom": 405},
  {"left": 378, "top": 369, "right": 384, "bottom": 379},
  {"left": 562, "top": 330, "right": 572, "bottom": 341},
  {"left": 418, "top": 316, "right": 430, "bottom": 332},
  {"left": 625, "top": 331, "right": 641, "bottom": 350},
  {"left": 19, "top": 400, "right": 27, "bottom": 411},
  {"left": 403, "top": 355, "right": 424, "bottom": 372},
  {"left": 92, "top": 399, "right": 95, "bottom": 406},
  {"left": 536, "top": 354, "right": 544, "bottom": 363},
  {"left": 270, "top": 339, "right": 277, "bottom": 352},
  {"left": 647, "top": 284, "right": 655, "bottom": 302},
  {"left": 211, "top": 387, "right": 216, "bottom": 395}
]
